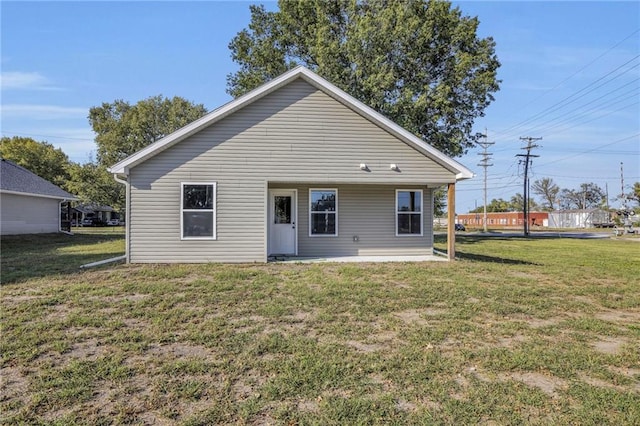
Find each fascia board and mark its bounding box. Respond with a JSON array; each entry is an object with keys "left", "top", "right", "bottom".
[{"left": 0, "top": 189, "right": 79, "bottom": 201}]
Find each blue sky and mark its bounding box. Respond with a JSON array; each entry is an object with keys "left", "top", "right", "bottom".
[{"left": 1, "top": 1, "right": 638, "bottom": 213}]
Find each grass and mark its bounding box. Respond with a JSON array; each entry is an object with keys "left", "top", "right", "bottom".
[
  {"left": 1, "top": 228, "right": 125, "bottom": 283},
  {"left": 1, "top": 232, "right": 639, "bottom": 424}
]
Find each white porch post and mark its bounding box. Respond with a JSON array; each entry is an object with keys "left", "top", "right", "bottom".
[{"left": 447, "top": 183, "right": 456, "bottom": 260}]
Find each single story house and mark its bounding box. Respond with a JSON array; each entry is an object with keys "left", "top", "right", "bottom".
[
  {"left": 72, "top": 204, "right": 118, "bottom": 226},
  {"left": 0, "top": 159, "right": 78, "bottom": 235},
  {"left": 109, "top": 66, "right": 473, "bottom": 263}
]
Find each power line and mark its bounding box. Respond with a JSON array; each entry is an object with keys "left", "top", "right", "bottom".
[
  {"left": 505, "top": 28, "right": 640, "bottom": 115},
  {"left": 495, "top": 54, "right": 640, "bottom": 139},
  {"left": 536, "top": 133, "right": 640, "bottom": 167},
  {"left": 1, "top": 130, "right": 95, "bottom": 142},
  {"left": 523, "top": 80, "right": 640, "bottom": 135}
]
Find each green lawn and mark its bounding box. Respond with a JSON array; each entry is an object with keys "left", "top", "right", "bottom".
[{"left": 1, "top": 232, "right": 639, "bottom": 424}]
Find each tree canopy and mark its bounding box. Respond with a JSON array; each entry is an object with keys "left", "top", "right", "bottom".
[
  {"left": 89, "top": 95, "right": 207, "bottom": 167},
  {"left": 227, "top": 0, "right": 500, "bottom": 157},
  {"left": 0, "top": 136, "right": 71, "bottom": 187},
  {"left": 558, "top": 183, "right": 606, "bottom": 210},
  {"left": 65, "top": 162, "right": 126, "bottom": 212},
  {"left": 532, "top": 178, "right": 560, "bottom": 211}
]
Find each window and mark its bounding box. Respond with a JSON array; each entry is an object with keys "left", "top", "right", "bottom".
[
  {"left": 396, "top": 190, "right": 422, "bottom": 236},
  {"left": 310, "top": 189, "right": 337, "bottom": 236},
  {"left": 181, "top": 183, "right": 216, "bottom": 239},
  {"left": 274, "top": 196, "right": 291, "bottom": 224}
]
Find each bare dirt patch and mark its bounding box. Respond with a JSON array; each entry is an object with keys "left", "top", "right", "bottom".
[
  {"left": 504, "top": 372, "right": 568, "bottom": 397},
  {"left": 0, "top": 367, "right": 29, "bottom": 415},
  {"left": 1, "top": 294, "right": 45, "bottom": 303},
  {"left": 297, "top": 399, "right": 320, "bottom": 413},
  {"left": 285, "top": 310, "right": 316, "bottom": 322},
  {"left": 591, "top": 336, "right": 627, "bottom": 355},
  {"left": 394, "top": 308, "right": 444, "bottom": 325},
  {"left": 43, "top": 304, "right": 69, "bottom": 322},
  {"left": 147, "top": 343, "right": 215, "bottom": 359},
  {"left": 511, "top": 312, "right": 582, "bottom": 329},
  {"left": 578, "top": 373, "right": 637, "bottom": 392},
  {"left": 608, "top": 366, "right": 640, "bottom": 380},
  {"left": 596, "top": 309, "right": 640, "bottom": 324},
  {"left": 496, "top": 334, "right": 528, "bottom": 348},
  {"left": 346, "top": 340, "right": 385, "bottom": 353},
  {"left": 395, "top": 399, "right": 417, "bottom": 412},
  {"left": 68, "top": 338, "right": 110, "bottom": 360},
  {"left": 98, "top": 293, "right": 150, "bottom": 304},
  {"left": 233, "top": 371, "right": 265, "bottom": 401},
  {"left": 522, "top": 317, "right": 560, "bottom": 329}
]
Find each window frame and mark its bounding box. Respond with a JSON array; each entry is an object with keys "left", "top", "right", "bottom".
[
  {"left": 309, "top": 188, "right": 338, "bottom": 237},
  {"left": 395, "top": 189, "right": 423, "bottom": 237},
  {"left": 180, "top": 182, "right": 217, "bottom": 240}
]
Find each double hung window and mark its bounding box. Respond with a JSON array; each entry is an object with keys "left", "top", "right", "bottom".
[
  {"left": 396, "top": 190, "right": 422, "bottom": 236},
  {"left": 181, "top": 183, "right": 216, "bottom": 239},
  {"left": 309, "top": 189, "right": 337, "bottom": 236}
]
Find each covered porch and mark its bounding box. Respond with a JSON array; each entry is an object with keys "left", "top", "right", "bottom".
[{"left": 266, "top": 182, "right": 458, "bottom": 261}]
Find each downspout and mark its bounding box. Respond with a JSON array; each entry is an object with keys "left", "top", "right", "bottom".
[
  {"left": 113, "top": 173, "right": 131, "bottom": 263},
  {"left": 59, "top": 199, "right": 73, "bottom": 235}
]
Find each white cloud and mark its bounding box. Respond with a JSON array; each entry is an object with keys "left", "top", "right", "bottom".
[
  {"left": 0, "top": 104, "right": 87, "bottom": 120},
  {"left": 1, "top": 71, "right": 61, "bottom": 90}
]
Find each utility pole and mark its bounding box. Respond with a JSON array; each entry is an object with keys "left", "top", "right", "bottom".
[
  {"left": 477, "top": 129, "right": 494, "bottom": 232},
  {"left": 620, "top": 162, "right": 625, "bottom": 207},
  {"left": 516, "top": 137, "right": 541, "bottom": 236}
]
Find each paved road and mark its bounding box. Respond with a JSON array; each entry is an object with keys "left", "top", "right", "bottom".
[{"left": 436, "top": 231, "right": 621, "bottom": 239}]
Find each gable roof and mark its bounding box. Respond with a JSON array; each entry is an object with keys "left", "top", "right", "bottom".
[
  {"left": 109, "top": 66, "right": 474, "bottom": 180},
  {"left": 0, "top": 159, "right": 77, "bottom": 200}
]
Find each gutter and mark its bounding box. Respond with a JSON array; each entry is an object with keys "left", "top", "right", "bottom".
[{"left": 112, "top": 173, "right": 131, "bottom": 263}]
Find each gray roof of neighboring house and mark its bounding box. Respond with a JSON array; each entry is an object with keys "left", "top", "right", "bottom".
[
  {"left": 0, "top": 159, "right": 77, "bottom": 200},
  {"left": 73, "top": 204, "right": 114, "bottom": 214}
]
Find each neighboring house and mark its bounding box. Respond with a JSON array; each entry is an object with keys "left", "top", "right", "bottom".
[
  {"left": 72, "top": 204, "right": 118, "bottom": 226},
  {"left": 0, "top": 159, "right": 78, "bottom": 235},
  {"left": 457, "top": 211, "right": 549, "bottom": 228},
  {"left": 109, "top": 67, "right": 473, "bottom": 263}
]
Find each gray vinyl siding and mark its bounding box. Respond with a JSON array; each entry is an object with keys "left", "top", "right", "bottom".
[
  {"left": 0, "top": 193, "right": 60, "bottom": 235},
  {"left": 129, "top": 79, "right": 454, "bottom": 263}
]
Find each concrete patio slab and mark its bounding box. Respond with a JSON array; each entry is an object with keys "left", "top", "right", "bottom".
[{"left": 269, "top": 254, "right": 448, "bottom": 263}]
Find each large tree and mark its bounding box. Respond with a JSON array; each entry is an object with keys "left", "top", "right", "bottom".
[
  {"left": 65, "top": 162, "right": 125, "bottom": 212},
  {"left": 510, "top": 193, "right": 539, "bottom": 212},
  {"left": 227, "top": 0, "right": 500, "bottom": 157},
  {"left": 89, "top": 95, "right": 207, "bottom": 167},
  {"left": 0, "top": 136, "right": 71, "bottom": 187},
  {"left": 532, "top": 177, "right": 560, "bottom": 211},
  {"left": 631, "top": 182, "right": 640, "bottom": 206},
  {"left": 559, "top": 183, "right": 606, "bottom": 210}
]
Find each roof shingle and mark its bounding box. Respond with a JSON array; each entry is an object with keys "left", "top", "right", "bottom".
[{"left": 0, "top": 159, "right": 77, "bottom": 200}]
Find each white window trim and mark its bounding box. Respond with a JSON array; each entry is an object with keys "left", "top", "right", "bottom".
[
  {"left": 181, "top": 182, "right": 217, "bottom": 240},
  {"left": 395, "top": 189, "right": 424, "bottom": 237},
  {"left": 309, "top": 188, "right": 338, "bottom": 237}
]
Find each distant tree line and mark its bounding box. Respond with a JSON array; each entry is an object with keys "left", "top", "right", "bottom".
[
  {"left": 469, "top": 177, "right": 639, "bottom": 214},
  {"left": 0, "top": 96, "right": 207, "bottom": 212}
]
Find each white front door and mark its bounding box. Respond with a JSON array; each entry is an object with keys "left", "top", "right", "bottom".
[{"left": 269, "top": 190, "right": 297, "bottom": 255}]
